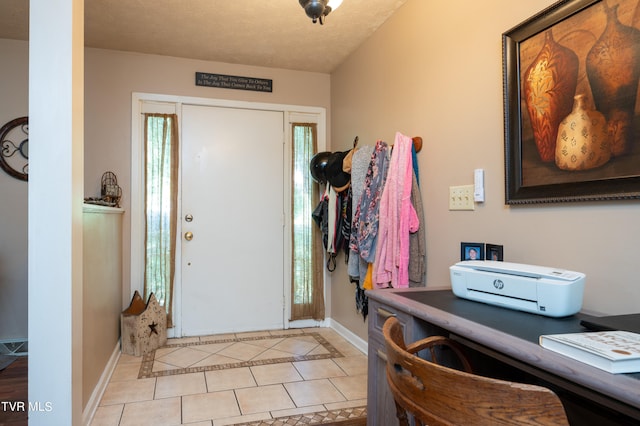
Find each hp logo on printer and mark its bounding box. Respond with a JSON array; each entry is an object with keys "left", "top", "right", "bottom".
[{"left": 493, "top": 279, "right": 504, "bottom": 290}]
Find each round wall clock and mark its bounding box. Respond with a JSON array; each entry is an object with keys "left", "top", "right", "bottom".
[{"left": 0, "top": 116, "right": 29, "bottom": 181}]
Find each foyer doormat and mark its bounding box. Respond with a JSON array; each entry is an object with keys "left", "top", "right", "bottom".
[{"left": 138, "top": 331, "right": 343, "bottom": 379}]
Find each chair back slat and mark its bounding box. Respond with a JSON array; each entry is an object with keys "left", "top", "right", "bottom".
[{"left": 383, "top": 317, "right": 569, "bottom": 426}]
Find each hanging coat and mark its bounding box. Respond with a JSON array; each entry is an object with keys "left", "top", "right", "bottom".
[{"left": 373, "top": 132, "right": 419, "bottom": 288}]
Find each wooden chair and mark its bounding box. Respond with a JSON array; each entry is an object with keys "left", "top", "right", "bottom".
[{"left": 382, "top": 316, "right": 569, "bottom": 426}]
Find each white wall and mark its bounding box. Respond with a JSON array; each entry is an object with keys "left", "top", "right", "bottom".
[
  {"left": 83, "top": 47, "right": 332, "bottom": 309},
  {"left": 0, "top": 39, "right": 28, "bottom": 340},
  {"left": 330, "top": 0, "right": 640, "bottom": 340},
  {"left": 0, "top": 39, "right": 331, "bottom": 338},
  {"left": 5, "top": 0, "right": 638, "bottom": 350}
]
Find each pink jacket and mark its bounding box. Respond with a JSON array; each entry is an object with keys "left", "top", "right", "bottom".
[{"left": 373, "top": 132, "right": 419, "bottom": 288}]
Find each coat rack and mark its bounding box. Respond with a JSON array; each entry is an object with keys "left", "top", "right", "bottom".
[
  {"left": 412, "top": 136, "right": 423, "bottom": 153},
  {"left": 352, "top": 135, "right": 423, "bottom": 152}
]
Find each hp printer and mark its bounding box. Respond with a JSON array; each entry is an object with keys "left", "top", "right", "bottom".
[{"left": 450, "top": 260, "right": 585, "bottom": 317}]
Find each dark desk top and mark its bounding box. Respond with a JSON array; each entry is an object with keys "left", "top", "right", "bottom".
[
  {"left": 397, "top": 289, "right": 587, "bottom": 343},
  {"left": 366, "top": 288, "right": 640, "bottom": 414}
]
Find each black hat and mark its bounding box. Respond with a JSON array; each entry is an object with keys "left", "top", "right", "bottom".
[
  {"left": 309, "top": 151, "right": 331, "bottom": 183},
  {"left": 325, "top": 150, "right": 352, "bottom": 192}
]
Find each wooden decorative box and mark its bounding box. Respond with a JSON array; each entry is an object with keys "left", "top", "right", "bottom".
[{"left": 121, "top": 291, "right": 167, "bottom": 356}]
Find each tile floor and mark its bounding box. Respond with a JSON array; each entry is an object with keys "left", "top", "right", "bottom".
[{"left": 90, "top": 328, "right": 367, "bottom": 426}]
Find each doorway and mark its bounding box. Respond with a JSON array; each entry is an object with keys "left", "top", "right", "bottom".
[
  {"left": 180, "top": 104, "right": 285, "bottom": 335},
  {"left": 131, "top": 93, "right": 327, "bottom": 337}
]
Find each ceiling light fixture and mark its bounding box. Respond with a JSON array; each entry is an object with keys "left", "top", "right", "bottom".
[{"left": 299, "top": 0, "right": 343, "bottom": 25}]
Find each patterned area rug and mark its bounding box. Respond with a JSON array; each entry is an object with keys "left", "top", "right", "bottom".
[
  {"left": 138, "top": 332, "right": 343, "bottom": 379},
  {"left": 234, "top": 406, "right": 367, "bottom": 425}
]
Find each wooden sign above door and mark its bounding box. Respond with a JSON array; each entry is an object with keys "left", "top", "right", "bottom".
[{"left": 195, "top": 72, "right": 273, "bottom": 93}]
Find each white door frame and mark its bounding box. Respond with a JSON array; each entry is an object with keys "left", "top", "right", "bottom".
[{"left": 130, "top": 92, "right": 327, "bottom": 337}]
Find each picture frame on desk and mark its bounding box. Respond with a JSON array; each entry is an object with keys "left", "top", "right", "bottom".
[
  {"left": 486, "top": 244, "right": 504, "bottom": 261},
  {"left": 461, "top": 242, "right": 484, "bottom": 261},
  {"left": 502, "top": 0, "right": 640, "bottom": 204}
]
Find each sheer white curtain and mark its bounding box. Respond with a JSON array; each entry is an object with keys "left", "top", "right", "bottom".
[
  {"left": 143, "top": 113, "right": 179, "bottom": 327},
  {"left": 291, "top": 123, "right": 325, "bottom": 321}
]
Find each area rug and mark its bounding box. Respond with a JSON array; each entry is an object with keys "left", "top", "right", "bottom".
[
  {"left": 234, "top": 405, "right": 367, "bottom": 425},
  {"left": 138, "top": 331, "right": 343, "bottom": 379}
]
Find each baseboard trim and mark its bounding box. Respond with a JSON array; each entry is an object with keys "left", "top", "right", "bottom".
[
  {"left": 328, "top": 319, "right": 368, "bottom": 355},
  {"left": 82, "top": 340, "right": 121, "bottom": 426}
]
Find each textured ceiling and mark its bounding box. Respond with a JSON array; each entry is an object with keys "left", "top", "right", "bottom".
[{"left": 0, "top": 0, "right": 408, "bottom": 73}]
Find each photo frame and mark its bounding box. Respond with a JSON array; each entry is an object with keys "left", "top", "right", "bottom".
[
  {"left": 503, "top": 0, "right": 640, "bottom": 204},
  {"left": 486, "top": 244, "right": 504, "bottom": 261},
  {"left": 461, "top": 242, "right": 485, "bottom": 261}
]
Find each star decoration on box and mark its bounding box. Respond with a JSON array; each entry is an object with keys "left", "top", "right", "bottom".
[{"left": 148, "top": 322, "right": 158, "bottom": 336}]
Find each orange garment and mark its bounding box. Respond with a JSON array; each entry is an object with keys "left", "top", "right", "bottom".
[{"left": 362, "top": 263, "right": 374, "bottom": 290}]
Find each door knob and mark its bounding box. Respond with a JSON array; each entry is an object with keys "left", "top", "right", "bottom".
[{"left": 184, "top": 231, "right": 193, "bottom": 241}]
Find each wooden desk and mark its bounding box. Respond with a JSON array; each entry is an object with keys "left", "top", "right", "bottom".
[{"left": 366, "top": 288, "right": 640, "bottom": 426}]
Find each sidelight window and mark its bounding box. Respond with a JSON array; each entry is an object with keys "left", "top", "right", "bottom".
[
  {"left": 291, "top": 123, "right": 325, "bottom": 321},
  {"left": 143, "top": 113, "right": 179, "bottom": 327}
]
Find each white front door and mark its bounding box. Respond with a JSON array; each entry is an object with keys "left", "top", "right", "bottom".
[{"left": 180, "top": 104, "right": 285, "bottom": 336}]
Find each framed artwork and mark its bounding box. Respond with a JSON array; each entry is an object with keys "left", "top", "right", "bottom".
[
  {"left": 461, "top": 242, "right": 485, "bottom": 261},
  {"left": 486, "top": 244, "right": 504, "bottom": 261},
  {"left": 503, "top": 0, "right": 640, "bottom": 204}
]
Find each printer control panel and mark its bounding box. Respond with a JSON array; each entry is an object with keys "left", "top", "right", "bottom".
[{"left": 549, "top": 269, "right": 582, "bottom": 281}]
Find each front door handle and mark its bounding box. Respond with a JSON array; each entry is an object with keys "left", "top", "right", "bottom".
[{"left": 184, "top": 231, "right": 193, "bottom": 241}]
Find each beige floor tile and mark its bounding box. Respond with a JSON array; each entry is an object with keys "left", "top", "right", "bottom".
[
  {"left": 211, "top": 412, "right": 271, "bottom": 426},
  {"left": 200, "top": 333, "right": 236, "bottom": 343},
  {"left": 119, "top": 397, "right": 181, "bottom": 426},
  {"left": 118, "top": 353, "right": 144, "bottom": 364},
  {"left": 152, "top": 360, "right": 182, "bottom": 373},
  {"left": 333, "top": 355, "right": 368, "bottom": 376},
  {"left": 167, "top": 336, "right": 200, "bottom": 345},
  {"left": 154, "top": 346, "right": 180, "bottom": 359},
  {"left": 293, "top": 335, "right": 322, "bottom": 344},
  {"left": 272, "top": 329, "right": 304, "bottom": 335},
  {"left": 293, "top": 359, "right": 347, "bottom": 380},
  {"left": 90, "top": 404, "right": 123, "bottom": 426},
  {"left": 330, "top": 375, "right": 367, "bottom": 400},
  {"left": 311, "top": 328, "right": 341, "bottom": 340},
  {"left": 155, "top": 372, "right": 207, "bottom": 399},
  {"left": 270, "top": 404, "right": 325, "bottom": 418},
  {"left": 235, "top": 330, "right": 272, "bottom": 339},
  {"left": 242, "top": 337, "right": 285, "bottom": 349},
  {"left": 100, "top": 378, "right": 156, "bottom": 405},
  {"left": 194, "top": 342, "right": 235, "bottom": 354},
  {"left": 321, "top": 330, "right": 351, "bottom": 342},
  {"left": 109, "top": 362, "right": 143, "bottom": 382},
  {"left": 250, "top": 348, "right": 296, "bottom": 361},
  {"left": 324, "top": 398, "right": 368, "bottom": 411},
  {"left": 155, "top": 347, "right": 211, "bottom": 368},
  {"left": 205, "top": 367, "right": 257, "bottom": 392},
  {"left": 250, "top": 362, "right": 303, "bottom": 386},
  {"left": 96, "top": 327, "right": 367, "bottom": 425},
  {"left": 271, "top": 338, "right": 318, "bottom": 356},
  {"left": 330, "top": 340, "right": 364, "bottom": 357},
  {"left": 307, "top": 345, "right": 330, "bottom": 356},
  {"left": 284, "top": 379, "right": 346, "bottom": 407},
  {"left": 235, "top": 384, "right": 295, "bottom": 414},
  {"left": 217, "top": 342, "right": 267, "bottom": 361},
  {"left": 182, "top": 391, "right": 241, "bottom": 423},
  {"left": 191, "top": 353, "right": 243, "bottom": 368}
]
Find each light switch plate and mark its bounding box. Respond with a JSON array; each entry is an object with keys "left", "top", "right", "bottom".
[{"left": 449, "top": 185, "right": 475, "bottom": 211}]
